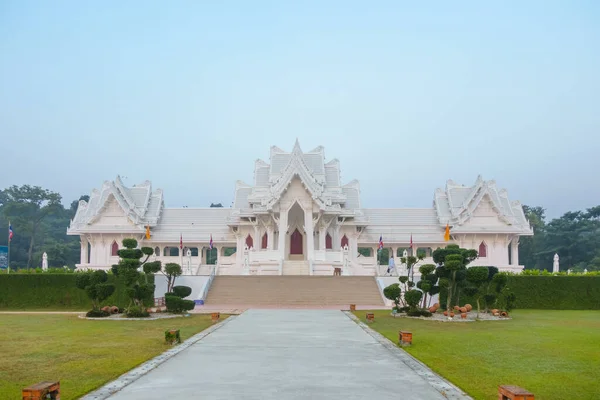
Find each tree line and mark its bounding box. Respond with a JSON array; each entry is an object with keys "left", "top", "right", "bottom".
[{"left": 1, "top": 184, "right": 599, "bottom": 271}]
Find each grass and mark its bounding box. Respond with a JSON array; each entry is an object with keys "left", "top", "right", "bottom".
[
  {"left": 354, "top": 310, "right": 600, "bottom": 400},
  {"left": 0, "top": 313, "right": 225, "bottom": 399}
]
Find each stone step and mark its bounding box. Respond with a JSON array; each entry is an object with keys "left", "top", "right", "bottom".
[{"left": 205, "top": 276, "right": 385, "bottom": 306}]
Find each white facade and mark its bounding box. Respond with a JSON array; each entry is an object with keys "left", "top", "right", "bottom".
[{"left": 68, "top": 141, "right": 533, "bottom": 275}]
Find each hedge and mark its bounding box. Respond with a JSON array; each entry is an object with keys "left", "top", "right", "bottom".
[
  {"left": 440, "top": 275, "right": 600, "bottom": 310},
  {"left": 0, "top": 274, "right": 155, "bottom": 310}
]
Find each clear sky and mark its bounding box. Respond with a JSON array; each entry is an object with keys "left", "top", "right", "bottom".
[{"left": 1, "top": 1, "right": 598, "bottom": 219}]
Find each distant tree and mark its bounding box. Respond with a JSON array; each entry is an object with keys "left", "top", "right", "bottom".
[
  {"left": 0, "top": 185, "right": 62, "bottom": 268},
  {"left": 210, "top": 203, "right": 223, "bottom": 208},
  {"left": 519, "top": 205, "right": 547, "bottom": 269},
  {"left": 69, "top": 195, "right": 90, "bottom": 217}
]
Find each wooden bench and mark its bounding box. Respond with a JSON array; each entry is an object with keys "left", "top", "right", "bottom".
[
  {"left": 498, "top": 385, "right": 535, "bottom": 400},
  {"left": 22, "top": 381, "right": 60, "bottom": 400},
  {"left": 333, "top": 267, "right": 342, "bottom": 276}
]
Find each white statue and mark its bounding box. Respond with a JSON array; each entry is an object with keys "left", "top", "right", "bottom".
[
  {"left": 553, "top": 253, "right": 559, "bottom": 273},
  {"left": 584, "top": 269, "right": 588, "bottom": 274},
  {"left": 42, "top": 252, "right": 48, "bottom": 271}
]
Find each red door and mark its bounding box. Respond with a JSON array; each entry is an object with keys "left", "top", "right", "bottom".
[{"left": 290, "top": 229, "right": 303, "bottom": 255}]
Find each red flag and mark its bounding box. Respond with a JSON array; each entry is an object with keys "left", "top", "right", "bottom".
[
  {"left": 409, "top": 233, "right": 413, "bottom": 249},
  {"left": 179, "top": 233, "right": 183, "bottom": 250}
]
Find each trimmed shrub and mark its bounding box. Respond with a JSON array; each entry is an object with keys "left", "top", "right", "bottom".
[
  {"left": 407, "top": 309, "right": 433, "bottom": 317},
  {"left": 0, "top": 274, "right": 154, "bottom": 310},
  {"left": 126, "top": 305, "right": 150, "bottom": 318},
  {"left": 165, "top": 295, "right": 195, "bottom": 313},
  {"left": 383, "top": 283, "right": 401, "bottom": 308},
  {"left": 172, "top": 286, "right": 192, "bottom": 298},
  {"left": 440, "top": 275, "right": 600, "bottom": 310},
  {"left": 404, "top": 289, "right": 423, "bottom": 311},
  {"left": 86, "top": 309, "right": 110, "bottom": 318}
]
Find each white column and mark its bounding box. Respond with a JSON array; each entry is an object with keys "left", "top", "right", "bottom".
[
  {"left": 267, "top": 227, "right": 274, "bottom": 250},
  {"left": 236, "top": 235, "right": 243, "bottom": 266},
  {"left": 80, "top": 239, "right": 87, "bottom": 264},
  {"left": 278, "top": 211, "right": 288, "bottom": 261},
  {"left": 305, "top": 209, "right": 314, "bottom": 261},
  {"left": 319, "top": 228, "right": 326, "bottom": 250},
  {"left": 511, "top": 239, "right": 519, "bottom": 265}
]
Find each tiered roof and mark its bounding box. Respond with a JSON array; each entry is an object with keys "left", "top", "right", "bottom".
[
  {"left": 68, "top": 176, "right": 163, "bottom": 234},
  {"left": 433, "top": 176, "right": 532, "bottom": 234},
  {"left": 234, "top": 139, "right": 360, "bottom": 214},
  {"left": 68, "top": 144, "right": 532, "bottom": 244}
]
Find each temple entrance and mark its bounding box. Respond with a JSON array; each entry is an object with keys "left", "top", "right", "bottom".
[{"left": 290, "top": 229, "right": 303, "bottom": 255}]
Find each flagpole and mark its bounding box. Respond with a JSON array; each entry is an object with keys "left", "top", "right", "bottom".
[{"left": 7, "top": 221, "right": 11, "bottom": 274}]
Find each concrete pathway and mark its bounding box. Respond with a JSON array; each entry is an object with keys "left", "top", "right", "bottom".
[{"left": 105, "top": 310, "right": 463, "bottom": 400}]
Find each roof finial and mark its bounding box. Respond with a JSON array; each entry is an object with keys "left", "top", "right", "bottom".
[{"left": 292, "top": 138, "right": 302, "bottom": 154}]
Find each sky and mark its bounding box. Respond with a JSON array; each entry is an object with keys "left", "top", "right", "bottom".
[{"left": 1, "top": 1, "right": 599, "bottom": 220}]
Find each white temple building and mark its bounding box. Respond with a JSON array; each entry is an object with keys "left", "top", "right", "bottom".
[{"left": 68, "top": 141, "right": 533, "bottom": 275}]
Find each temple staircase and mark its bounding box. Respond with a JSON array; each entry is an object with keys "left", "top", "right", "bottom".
[
  {"left": 282, "top": 260, "right": 310, "bottom": 275},
  {"left": 203, "top": 276, "right": 385, "bottom": 307}
]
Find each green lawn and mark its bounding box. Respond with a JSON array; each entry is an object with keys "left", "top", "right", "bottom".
[
  {"left": 0, "top": 314, "right": 225, "bottom": 400},
  {"left": 354, "top": 310, "right": 600, "bottom": 400}
]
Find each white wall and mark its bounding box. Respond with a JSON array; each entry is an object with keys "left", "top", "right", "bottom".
[{"left": 154, "top": 275, "right": 210, "bottom": 300}]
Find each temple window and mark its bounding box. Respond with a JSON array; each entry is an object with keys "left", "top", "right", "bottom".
[
  {"left": 111, "top": 241, "right": 119, "bottom": 256},
  {"left": 246, "top": 234, "right": 254, "bottom": 248},
  {"left": 341, "top": 234, "right": 349, "bottom": 248},
  {"left": 479, "top": 241, "right": 488, "bottom": 257},
  {"left": 325, "top": 233, "right": 332, "bottom": 249},
  {"left": 261, "top": 233, "right": 268, "bottom": 249}
]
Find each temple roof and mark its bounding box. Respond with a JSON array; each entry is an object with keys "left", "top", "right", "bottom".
[
  {"left": 68, "top": 176, "right": 164, "bottom": 233},
  {"left": 68, "top": 146, "right": 533, "bottom": 241},
  {"left": 433, "top": 176, "right": 532, "bottom": 234}
]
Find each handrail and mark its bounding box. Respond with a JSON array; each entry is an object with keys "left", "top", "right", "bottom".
[{"left": 198, "top": 265, "right": 217, "bottom": 304}]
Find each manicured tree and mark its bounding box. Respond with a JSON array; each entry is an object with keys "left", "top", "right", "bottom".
[
  {"left": 417, "top": 264, "right": 438, "bottom": 308},
  {"left": 465, "top": 266, "right": 490, "bottom": 317},
  {"left": 111, "top": 238, "right": 161, "bottom": 315},
  {"left": 383, "top": 283, "right": 401, "bottom": 310},
  {"left": 165, "top": 284, "right": 195, "bottom": 313},
  {"left": 404, "top": 289, "right": 423, "bottom": 312},
  {"left": 433, "top": 244, "right": 477, "bottom": 313},
  {"left": 400, "top": 252, "right": 425, "bottom": 283},
  {"left": 163, "top": 263, "right": 182, "bottom": 293},
  {"left": 75, "top": 270, "right": 115, "bottom": 317}
]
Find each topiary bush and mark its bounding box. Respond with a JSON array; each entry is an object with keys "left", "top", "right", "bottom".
[
  {"left": 407, "top": 309, "right": 433, "bottom": 317},
  {"left": 86, "top": 309, "right": 110, "bottom": 318},
  {"left": 165, "top": 294, "right": 195, "bottom": 313},
  {"left": 111, "top": 238, "right": 161, "bottom": 317},
  {"left": 172, "top": 286, "right": 192, "bottom": 298},
  {"left": 126, "top": 305, "right": 150, "bottom": 318},
  {"left": 383, "top": 283, "right": 401, "bottom": 309},
  {"left": 75, "top": 270, "right": 115, "bottom": 316},
  {"left": 404, "top": 289, "right": 423, "bottom": 312}
]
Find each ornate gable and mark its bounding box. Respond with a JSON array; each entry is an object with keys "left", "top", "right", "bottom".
[
  {"left": 68, "top": 176, "right": 164, "bottom": 234},
  {"left": 434, "top": 176, "right": 532, "bottom": 234}
]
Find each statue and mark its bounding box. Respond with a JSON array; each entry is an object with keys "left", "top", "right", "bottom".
[
  {"left": 553, "top": 253, "right": 559, "bottom": 273},
  {"left": 42, "top": 252, "right": 48, "bottom": 271}
]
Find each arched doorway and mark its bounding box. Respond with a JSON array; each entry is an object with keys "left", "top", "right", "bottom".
[{"left": 290, "top": 229, "right": 303, "bottom": 255}]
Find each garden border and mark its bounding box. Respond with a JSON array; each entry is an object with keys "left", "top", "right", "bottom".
[
  {"left": 79, "top": 314, "right": 237, "bottom": 400},
  {"left": 344, "top": 311, "right": 473, "bottom": 400}
]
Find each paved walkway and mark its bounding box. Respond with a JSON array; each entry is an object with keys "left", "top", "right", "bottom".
[{"left": 106, "top": 310, "right": 462, "bottom": 400}]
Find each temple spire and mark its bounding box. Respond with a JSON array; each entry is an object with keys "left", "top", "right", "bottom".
[{"left": 292, "top": 138, "right": 302, "bottom": 155}]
